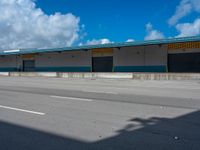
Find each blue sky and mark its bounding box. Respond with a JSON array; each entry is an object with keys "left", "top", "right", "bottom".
[
  {"left": 35, "top": 0, "right": 200, "bottom": 44},
  {"left": 36, "top": 0, "right": 181, "bottom": 42},
  {"left": 0, "top": 0, "right": 200, "bottom": 50}
]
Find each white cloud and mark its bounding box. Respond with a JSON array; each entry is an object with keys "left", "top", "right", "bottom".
[
  {"left": 86, "top": 38, "right": 113, "bottom": 45},
  {"left": 80, "top": 38, "right": 136, "bottom": 46},
  {"left": 144, "top": 23, "right": 165, "bottom": 40},
  {"left": 168, "top": 0, "right": 200, "bottom": 37},
  {"left": 0, "top": 0, "right": 80, "bottom": 50},
  {"left": 126, "top": 39, "right": 135, "bottom": 42},
  {"left": 78, "top": 43, "right": 83, "bottom": 46},
  {"left": 176, "top": 18, "right": 200, "bottom": 37},
  {"left": 168, "top": 0, "right": 200, "bottom": 26}
]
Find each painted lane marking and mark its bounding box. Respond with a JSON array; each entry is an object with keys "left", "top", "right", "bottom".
[
  {"left": 81, "top": 90, "right": 118, "bottom": 95},
  {"left": 0, "top": 105, "right": 45, "bottom": 115},
  {"left": 50, "top": 95, "right": 93, "bottom": 102}
]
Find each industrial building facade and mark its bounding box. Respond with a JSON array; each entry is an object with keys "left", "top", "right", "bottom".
[{"left": 0, "top": 36, "right": 200, "bottom": 73}]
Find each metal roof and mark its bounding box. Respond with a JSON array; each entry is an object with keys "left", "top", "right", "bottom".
[{"left": 1, "top": 36, "right": 200, "bottom": 56}]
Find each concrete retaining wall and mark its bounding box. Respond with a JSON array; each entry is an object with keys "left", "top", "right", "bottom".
[{"left": 1, "top": 72, "right": 200, "bottom": 80}]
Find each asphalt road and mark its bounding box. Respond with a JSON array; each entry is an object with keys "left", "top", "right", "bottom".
[{"left": 0, "top": 76, "right": 200, "bottom": 150}]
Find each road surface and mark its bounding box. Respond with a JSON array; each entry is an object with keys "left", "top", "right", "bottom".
[{"left": 0, "top": 76, "right": 200, "bottom": 150}]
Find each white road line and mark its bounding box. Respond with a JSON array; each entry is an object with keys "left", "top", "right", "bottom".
[
  {"left": 50, "top": 95, "right": 93, "bottom": 102},
  {"left": 81, "top": 90, "right": 118, "bottom": 95},
  {"left": 0, "top": 105, "right": 45, "bottom": 115}
]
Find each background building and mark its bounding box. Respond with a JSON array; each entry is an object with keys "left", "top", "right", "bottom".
[{"left": 0, "top": 36, "right": 200, "bottom": 73}]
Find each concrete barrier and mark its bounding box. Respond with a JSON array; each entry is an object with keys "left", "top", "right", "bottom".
[
  {"left": 0, "top": 72, "right": 9, "bottom": 76},
  {"left": 58, "top": 73, "right": 133, "bottom": 79},
  {"left": 131, "top": 73, "right": 200, "bottom": 80},
  {"left": 9, "top": 72, "right": 57, "bottom": 77},
  {"left": 1, "top": 72, "right": 200, "bottom": 80}
]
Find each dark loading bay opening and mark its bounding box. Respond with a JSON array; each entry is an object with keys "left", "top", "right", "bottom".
[
  {"left": 168, "top": 53, "right": 200, "bottom": 73},
  {"left": 92, "top": 56, "right": 113, "bottom": 72},
  {"left": 23, "top": 60, "right": 35, "bottom": 72}
]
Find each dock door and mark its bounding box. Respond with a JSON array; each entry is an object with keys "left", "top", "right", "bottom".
[
  {"left": 92, "top": 48, "right": 113, "bottom": 72},
  {"left": 168, "top": 42, "right": 200, "bottom": 73},
  {"left": 168, "top": 53, "right": 200, "bottom": 72},
  {"left": 22, "top": 54, "right": 35, "bottom": 72},
  {"left": 23, "top": 60, "right": 35, "bottom": 72}
]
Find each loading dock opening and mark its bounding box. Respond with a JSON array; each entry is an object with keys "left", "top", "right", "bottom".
[
  {"left": 23, "top": 60, "right": 35, "bottom": 72},
  {"left": 92, "top": 48, "right": 113, "bottom": 72},
  {"left": 168, "top": 53, "right": 200, "bottom": 73},
  {"left": 92, "top": 56, "right": 113, "bottom": 72}
]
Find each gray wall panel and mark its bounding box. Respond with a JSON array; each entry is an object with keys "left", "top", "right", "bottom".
[
  {"left": 0, "top": 55, "right": 17, "bottom": 67},
  {"left": 113, "top": 46, "right": 145, "bottom": 66},
  {"left": 145, "top": 45, "right": 167, "bottom": 66},
  {"left": 35, "top": 51, "right": 91, "bottom": 67},
  {"left": 114, "top": 45, "right": 167, "bottom": 67}
]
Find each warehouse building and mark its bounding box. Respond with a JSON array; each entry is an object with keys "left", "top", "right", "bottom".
[{"left": 0, "top": 36, "right": 200, "bottom": 73}]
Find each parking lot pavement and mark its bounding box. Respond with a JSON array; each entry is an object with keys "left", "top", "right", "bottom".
[{"left": 0, "top": 76, "right": 200, "bottom": 150}]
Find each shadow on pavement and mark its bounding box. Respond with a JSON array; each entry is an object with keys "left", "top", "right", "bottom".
[{"left": 0, "top": 110, "right": 200, "bottom": 150}]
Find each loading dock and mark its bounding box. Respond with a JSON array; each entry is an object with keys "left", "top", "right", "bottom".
[
  {"left": 23, "top": 60, "right": 35, "bottom": 72},
  {"left": 22, "top": 54, "right": 36, "bottom": 72},
  {"left": 168, "top": 41, "right": 200, "bottom": 73},
  {"left": 92, "top": 48, "right": 113, "bottom": 72},
  {"left": 92, "top": 56, "right": 113, "bottom": 72},
  {"left": 168, "top": 53, "right": 200, "bottom": 73}
]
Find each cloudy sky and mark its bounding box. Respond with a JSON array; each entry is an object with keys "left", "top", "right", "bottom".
[{"left": 0, "top": 0, "right": 200, "bottom": 50}]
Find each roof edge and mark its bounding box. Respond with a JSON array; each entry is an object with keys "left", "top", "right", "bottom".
[{"left": 1, "top": 36, "right": 200, "bottom": 56}]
